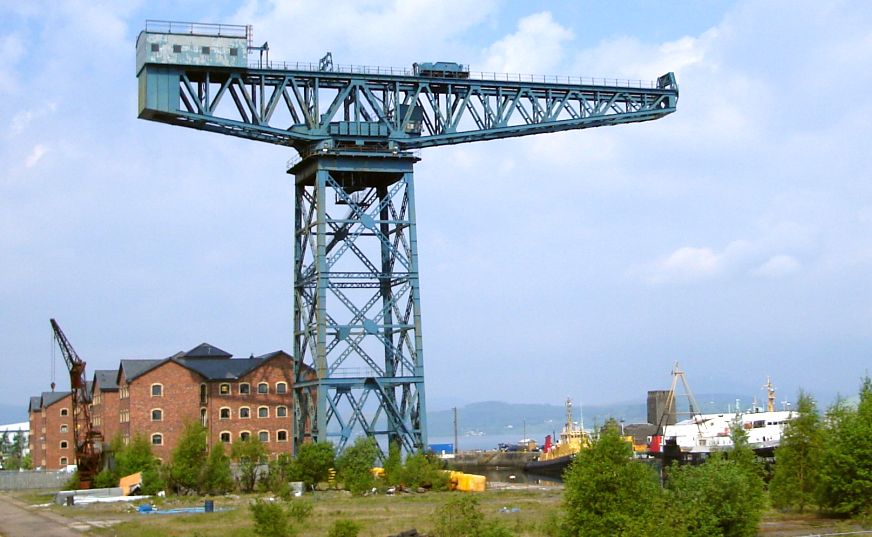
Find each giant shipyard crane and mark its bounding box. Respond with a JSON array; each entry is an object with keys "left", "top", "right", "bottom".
[{"left": 135, "top": 20, "right": 679, "bottom": 456}]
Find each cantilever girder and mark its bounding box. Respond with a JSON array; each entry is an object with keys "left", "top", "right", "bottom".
[{"left": 138, "top": 62, "right": 678, "bottom": 152}]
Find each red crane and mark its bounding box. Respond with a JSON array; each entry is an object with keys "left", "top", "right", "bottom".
[{"left": 50, "top": 319, "right": 102, "bottom": 488}]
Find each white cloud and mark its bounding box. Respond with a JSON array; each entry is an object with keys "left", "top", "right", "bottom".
[
  {"left": 753, "top": 255, "right": 800, "bottom": 278},
  {"left": 24, "top": 144, "right": 47, "bottom": 168},
  {"left": 481, "top": 12, "right": 573, "bottom": 74},
  {"left": 9, "top": 102, "right": 57, "bottom": 135}
]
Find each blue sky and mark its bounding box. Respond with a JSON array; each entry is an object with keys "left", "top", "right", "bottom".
[{"left": 1, "top": 1, "right": 870, "bottom": 415}]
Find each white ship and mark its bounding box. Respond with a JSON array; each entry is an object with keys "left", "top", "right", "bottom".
[{"left": 655, "top": 366, "right": 795, "bottom": 457}]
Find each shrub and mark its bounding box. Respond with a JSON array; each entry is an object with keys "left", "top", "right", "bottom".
[
  {"left": 250, "top": 498, "right": 293, "bottom": 537},
  {"left": 232, "top": 437, "right": 268, "bottom": 493},
  {"left": 286, "top": 499, "right": 313, "bottom": 523},
  {"left": 168, "top": 423, "right": 208, "bottom": 494},
  {"left": 294, "top": 441, "right": 335, "bottom": 489},
  {"left": 327, "top": 519, "right": 361, "bottom": 537},
  {"left": 335, "top": 436, "right": 379, "bottom": 495},
  {"left": 92, "top": 468, "right": 116, "bottom": 488},
  {"left": 202, "top": 443, "right": 234, "bottom": 495},
  {"left": 433, "top": 495, "right": 485, "bottom": 537},
  {"left": 398, "top": 451, "right": 449, "bottom": 491},
  {"left": 63, "top": 470, "right": 80, "bottom": 490}
]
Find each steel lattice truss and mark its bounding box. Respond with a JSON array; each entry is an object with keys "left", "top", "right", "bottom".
[
  {"left": 136, "top": 25, "right": 678, "bottom": 456},
  {"left": 292, "top": 155, "right": 425, "bottom": 453},
  {"left": 139, "top": 66, "right": 677, "bottom": 151}
]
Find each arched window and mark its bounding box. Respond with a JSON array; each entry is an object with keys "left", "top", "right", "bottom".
[
  {"left": 220, "top": 431, "right": 231, "bottom": 443},
  {"left": 257, "top": 382, "right": 268, "bottom": 394},
  {"left": 277, "top": 430, "right": 288, "bottom": 442},
  {"left": 200, "top": 407, "right": 207, "bottom": 426},
  {"left": 240, "top": 406, "right": 251, "bottom": 419},
  {"left": 275, "top": 382, "right": 287, "bottom": 394},
  {"left": 60, "top": 408, "right": 69, "bottom": 417},
  {"left": 60, "top": 457, "right": 68, "bottom": 466},
  {"left": 220, "top": 407, "right": 231, "bottom": 419},
  {"left": 258, "top": 406, "right": 269, "bottom": 418},
  {"left": 276, "top": 406, "right": 288, "bottom": 418},
  {"left": 240, "top": 431, "right": 251, "bottom": 441},
  {"left": 60, "top": 441, "right": 68, "bottom": 449},
  {"left": 151, "top": 433, "right": 163, "bottom": 446},
  {"left": 151, "top": 409, "right": 163, "bottom": 421},
  {"left": 60, "top": 424, "right": 68, "bottom": 433},
  {"left": 151, "top": 383, "right": 163, "bottom": 397},
  {"left": 200, "top": 383, "right": 207, "bottom": 404},
  {"left": 219, "top": 383, "right": 231, "bottom": 395},
  {"left": 239, "top": 382, "right": 251, "bottom": 395},
  {"left": 258, "top": 430, "right": 269, "bottom": 442}
]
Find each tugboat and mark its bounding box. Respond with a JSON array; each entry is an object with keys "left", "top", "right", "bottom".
[{"left": 524, "top": 398, "right": 591, "bottom": 476}]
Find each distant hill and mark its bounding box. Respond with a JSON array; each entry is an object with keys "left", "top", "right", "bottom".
[{"left": 426, "top": 394, "right": 754, "bottom": 438}]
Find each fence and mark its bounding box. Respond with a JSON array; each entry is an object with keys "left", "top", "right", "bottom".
[{"left": 0, "top": 470, "right": 70, "bottom": 491}]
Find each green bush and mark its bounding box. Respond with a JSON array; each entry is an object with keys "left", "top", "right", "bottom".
[
  {"left": 336, "top": 436, "right": 379, "bottom": 496},
  {"left": 327, "top": 519, "right": 361, "bottom": 537},
  {"left": 232, "top": 437, "right": 268, "bottom": 493},
  {"left": 286, "top": 499, "right": 313, "bottom": 523},
  {"left": 168, "top": 423, "right": 208, "bottom": 494},
  {"left": 202, "top": 443, "right": 234, "bottom": 495},
  {"left": 250, "top": 498, "right": 293, "bottom": 537},
  {"left": 92, "top": 468, "right": 116, "bottom": 488},
  {"left": 63, "top": 470, "right": 79, "bottom": 490},
  {"left": 398, "top": 451, "right": 449, "bottom": 491},
  {"left": 432, "top": 494, "right": 512, "bottom": 537},
  {"left": 294, "top": 441, "right": 335, "bottom": 489}
]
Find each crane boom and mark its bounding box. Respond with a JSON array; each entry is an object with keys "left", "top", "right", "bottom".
[{"left": 50, "top": 319, "right": 101, "bottom": 488}]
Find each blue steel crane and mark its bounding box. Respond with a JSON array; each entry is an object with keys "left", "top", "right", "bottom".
[{"left": 135, "top": 20, "right": 678, "bottom": 456}]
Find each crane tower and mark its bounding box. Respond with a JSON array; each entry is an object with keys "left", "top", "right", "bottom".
[{"left": 135, "top": 20, "right": 678, "bottom": 455}]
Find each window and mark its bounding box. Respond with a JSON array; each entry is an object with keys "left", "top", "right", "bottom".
[
  {"left": 257, "top": 383, "right": 268, "bottom": 394},
  {"left": 172, "top": 44, "right": 181, "bottom": 53},
  {"left": 240, "top": 406, "right": 251, "bottom": 419},
  {"left": 60, "top": 408, "right": 69, "bottom": 417},
  {"left": 258, "top": 430, "right": 269, "bottom": 442},
  {"left": 229, "top": 47, "right": 238, "bottom": 56},
  {"left": 219, "top": 383, "right": 231, "bottom": 396},
  {"left": 151, "top": 433, "right": 163, "bottom": 446},
  {"left": 276, "top": 406, "right": 288, "bottom": 418},
  {"left": 120, "top": 409, "right": 130, "bottom": 423},
  {"left": 120, "top": 385, "right": 129, "bottom": 399},
  {"left": 151, "top": 409, "right": 163, "bottom": 421},
  {"left": 240, "top": 431, "right": 251, "bottom": 441},
  {"left": 60, "top": 457, "right": 68, "bottom": 466},
  {"left": 276, "top": 382, "right": 287, "bottom": 394},
  {"left": 201, "top": 46, "right": 210, "bottom": 55},
  {"left": 239, "top": 383, "right": 250, "bottom": 395},
  {"left": 200, "top": 408, "right": 207, "bottom": 426},
  {"left": 60, "top": 441, "right": 68, "bottom": 449},
  {"left": 220, "top": 407, "right": 231, "bottom": 420},
  {"left": 220, "top": 431, "right": 231, "bottom": 443},
  {"left": 277, "top": 430, "right": 288, "bottom": 442},
  {"left": 151, "top": 383, "right": 163, "bottom": 397},
  {"left": 60, "top": 425, "right": 68, "bottom": 433},
  {"left": 150, "top": 43, "right": 159, "bottom": 52},
  {"left": 258, "top": 406, "right": 269, "bottom": 418}
]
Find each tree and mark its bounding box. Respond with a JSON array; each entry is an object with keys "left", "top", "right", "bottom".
[
  {"left": 168, "top": 422, "right": 208, "bottom": 494},
  {"left": 561, "top": 422, "right": 668, "bottom": 536},
  {"left": 294, "top": 441, "right": 335, "bottom": 489},
  {"left": 769, "top": 391, "right": 822, "bottom": 512},
  {"left": 335, "top": 436, "right": 379, "bottom": 496},
  {"left": 202, "top": 443, "right": 234, "bottom": 495},
  {"left": 668, "top": 455, "right": 765, "bottom": 537},
  {"left": 116, "top": 434, "right": 165, "bottom": 494},
  {"left": 232, "top": 436, "right": 268, "bottom": 493},
  {"left": 817, "top": 377, "right": 872, "bottom": 517}
]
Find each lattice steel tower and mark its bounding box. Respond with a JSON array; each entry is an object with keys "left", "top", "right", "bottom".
[{"left": 135, "top": 21, "right": 679, "bottom": 455}]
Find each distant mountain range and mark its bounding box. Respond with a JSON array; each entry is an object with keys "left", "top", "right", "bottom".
[{"left": 426, "top": 394, "right": 755, "bottom": 438}]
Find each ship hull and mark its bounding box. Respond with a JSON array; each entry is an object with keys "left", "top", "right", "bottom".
[{"left": 523, "top": 454, "right": 574, "bottom": 476}]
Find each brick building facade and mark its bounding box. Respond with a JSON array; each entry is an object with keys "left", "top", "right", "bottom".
[
  {"left": 29, "top": 343, "right": 301, "bottom": 470},
  {"left": 28, "top": 391, "right": 75, "bottom": 470}
]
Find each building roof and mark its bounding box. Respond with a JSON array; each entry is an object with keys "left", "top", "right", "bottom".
[
  {"left": 41, "top": 391, "right": 71, "bottom": 408},
  {"left": 93, "top": 369, "right": 119, "bottom": 391},
  {"left": 118, "top": 359, "right": 166, "bottom": 383},
  {"left": 29, "top": 396, "right": 41, "bottom": 413},
  {"left": 175, "top": 350, "right": 294, "bottom": 380},
  {"left": 183, "top": 343, "right": 232, "bottom": 359}
]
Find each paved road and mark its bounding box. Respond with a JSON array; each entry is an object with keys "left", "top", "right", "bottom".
[{"left": 0, "top": 494, "right": 85, "bottom": 537}]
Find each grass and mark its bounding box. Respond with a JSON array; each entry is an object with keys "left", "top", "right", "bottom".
[{"left": 61, "top": 488, "right": 562, "bottom": 537}]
